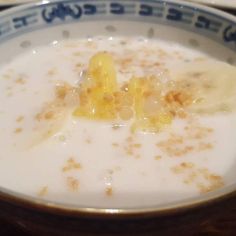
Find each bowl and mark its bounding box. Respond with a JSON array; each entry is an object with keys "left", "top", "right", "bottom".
[
  {"left": 185, "top": 0, "right": 236, "bottom": 10},
  {"left": 0, "top": 0, "right": 32, "bottom": 9},
  {"left": 0, "top": 0, "right": 236, "bottom": 234}
]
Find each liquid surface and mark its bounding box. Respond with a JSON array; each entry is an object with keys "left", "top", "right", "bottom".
[{"left": 0, "top": 36, "right": 236, "bottom": 208}]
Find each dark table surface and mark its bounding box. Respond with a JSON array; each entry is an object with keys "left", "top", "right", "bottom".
[
  {"left": 1, "top": 195, "right": 236, "bottom": 236},
  {"left": 0, "top": 3, "right": 236, "bottom": 236}
]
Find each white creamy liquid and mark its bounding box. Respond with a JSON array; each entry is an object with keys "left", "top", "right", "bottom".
[{"left": 0, "top": 36, "right": 236, "bottom": 208}]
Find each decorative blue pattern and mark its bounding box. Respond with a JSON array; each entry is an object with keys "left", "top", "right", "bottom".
[
  {"left": 139, "top": 4, "right": 153, "bottom": 16},
  {"left": 0, "top": 22, "right": 11, "bottom": 36},
  {"left": 42, "top": 3, "right": 82, "bottom": 23},
  {"left": 224, "top": 25, "right": 236, "bottom": 43},
  {"left": 0, "top": 0, "right": 236, "bottom": 51},
  {"left": 139, "top": 4, "right": 164, "bottom": 18},
  {"left": 195, "top": 16, "right": 222, "bottom": 33},
  {"left": 13, "top": 13, "right": 38, "bottom": 29},
  {"left": 83, "top": 4, "right": 97, "bottom": 15},
  {"left": 110, "top": 3, "right": 135, "bottom": 14},
  {"left": 166, "top": 8, "right": 194, "bottom": 23},
  {"left": 110, "top": 3, "right": 124, "bottom": 14}
]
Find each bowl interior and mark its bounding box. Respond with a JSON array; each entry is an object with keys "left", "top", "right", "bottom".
[{"left": 0, "top": 0, "right": 236, "bottom": 215}]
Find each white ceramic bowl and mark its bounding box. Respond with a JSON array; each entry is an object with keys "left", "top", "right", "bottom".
[
  {"left": 185, "top": 0, "right": 236, "bottom": 10},
  {"left": 0, "top": 1, "right": 236, "bottom": 225},
  {"left": 0, "top": 0, "right": 33, "bottom": 7}
]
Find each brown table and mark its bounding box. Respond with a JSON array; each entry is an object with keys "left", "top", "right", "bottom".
[{"left": 0, "top": 195, "right": 236, "bottom": 235}]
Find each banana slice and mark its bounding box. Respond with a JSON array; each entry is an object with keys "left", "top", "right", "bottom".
[
  {"left": 28, "top": 102, "right": 71, "bottom": 148},
  {"left": 172, "top": 60, "right": 236, "bottom": 114}
]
